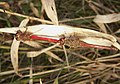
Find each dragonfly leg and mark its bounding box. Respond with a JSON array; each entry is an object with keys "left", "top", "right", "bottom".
[{"left": 59, "top": 35, "right": 66, "bottom": 45}]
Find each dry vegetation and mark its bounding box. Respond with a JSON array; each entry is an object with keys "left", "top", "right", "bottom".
[{"left": 0, "top": 0, "right": 120, "bottom": 84}]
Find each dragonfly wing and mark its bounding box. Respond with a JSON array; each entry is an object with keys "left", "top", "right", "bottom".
[
  {"left": 80, "top": 37, "right": 112, "bottom": 46},
  {"left": 26, "top": 25, "right": 116, "bottom": 43},
  {"left": 27, "top": 25, "right": 73, "bottom": 38}
]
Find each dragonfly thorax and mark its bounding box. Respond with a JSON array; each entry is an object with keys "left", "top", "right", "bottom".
[{"left": 16, "top": 30, "right": 32, "bottom": 41}]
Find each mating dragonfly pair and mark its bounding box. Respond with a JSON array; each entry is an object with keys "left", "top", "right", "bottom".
[{"left": 0, "top": 24, "right": 120, "bottom": 50}]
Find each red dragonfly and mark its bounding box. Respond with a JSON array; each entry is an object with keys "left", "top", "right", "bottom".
[
  {"left": 1, "top": 24, "right": 120, "bottom": 76},
  {"left": 0, "top": 24, "right": 120, "bottom": 50}
]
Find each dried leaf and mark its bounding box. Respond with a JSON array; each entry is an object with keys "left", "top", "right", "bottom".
[
  {"left": 94, "top": 23, "right": 107, "bottom": 33},
  {"left": 39, "top": 78, "right": 43, "bottom": 84},
  {"left": 0, "top": 2, "right": 10, "bottom": 9},
  {"left": 112, "top": 42, "right": 120, "bottom": 50},
  {"left": 114, "top": 28, "right": 120, "bottom": 34},
  {"left": 45, "top": 51, "right": 63, "bottom": 62},
  {"left": 27, "top": 43, "right": 63, "bottom": 62},
  {"left": 27, "top": 50, "right": 63, "bottom": 62},
  {"left": 30, "top": 2, "right": 40, "bottom": 17},
  {"left": 27, "top": 43, "right": 59, "bottom": 57},
  {"left": 10, "top": 38, "right": 20, "bottom": 74},
  {"left": 93, "top": 13, "right": 120, "bottom": 23},
  {"left": 23, "top": 41, "right": 41, "bottom": 48},
  {"left": 53, "top": 77, "right": 59, "bottom": 84},
  {"left": 19, "top": 18, "right": 29, "bottom": 27},
  {"left": 18, "top": 0, "right": 29, "bottom": 6},
  {"left": 41, "top": 0, "right": 58, "bottom": 25},
  {"left": 93, "top": 13, "right": 120, "bottom": 33}
]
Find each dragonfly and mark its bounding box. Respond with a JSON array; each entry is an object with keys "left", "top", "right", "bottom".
[
  {"left": 1, "top": 24, "right": 120, "bottom": 76},
  {"left": 0, "top": 24, "right": 120, "bottom": 50}
]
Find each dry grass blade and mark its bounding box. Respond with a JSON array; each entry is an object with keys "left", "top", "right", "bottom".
[
  {"left": 0, "top": 9, "right": 53, "bottom": 24},
  {"left": 62, "top": 45, "right": 70, "bottom": 69},
  {"left": 40, "top": 78, "right": 43, "bottom": 84},
  {"left": 27, "top": 43, "right": 60, "bottom": 57},
  {"left": 30, "top": 2, "right": 40, "bottom": 17},
  {"left": 112, "top": 42, "right": 120, "bottom": 50},
  {"left": 10, "top": 38, "right": 20, "bottom": 75},
  {"left": 27, "top": 43, "right": 63, "bottom": 62},
  {"left": 23, "top": 41, "right": 41, "bottom": 48},
  {"left": 45, "top": 51, "right": 63, "bottom": 62},
  {"left": 20, "top": 18, "right": 30, "bottom": 26},
  {"left": 94, "top": 23, "right": 107, "bottom": 33},
  {"left": 53, "top": 77, "right": 59, "bottom": 84},
  {"left": 29, "top": 64, "right": 33, "bottom": 84},
  {"left": 41, "top": 0, "right": 58, "bottom": 25}
]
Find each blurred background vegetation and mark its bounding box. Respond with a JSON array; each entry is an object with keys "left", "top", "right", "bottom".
[{"left": 0, "top": 0, "right": 120, "bottom": 84}]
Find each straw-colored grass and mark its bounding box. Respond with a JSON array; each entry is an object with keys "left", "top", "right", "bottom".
[{"left": 0, "top": 0, "right": 120, "bottom": 84}]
